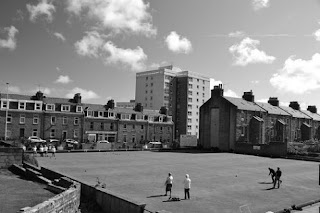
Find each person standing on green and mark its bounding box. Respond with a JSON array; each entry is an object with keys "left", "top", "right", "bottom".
[
  {"left": 184, "top": 174, "right": 191, "bottom": 199},
  {"left": 164, "top": 173, "right": 173, "bottom": 197}
]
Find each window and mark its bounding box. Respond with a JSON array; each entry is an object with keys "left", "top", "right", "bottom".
[
  {"left": 121, "top": 114, "right": 130, "bottom": 120},
  {"left": 19, "top": 102, "right": 26, "bottom": 110},
  {"left": 150, "top": 90, "right": 153, "bottom": 94},
  {"left": 146, "top": 83, "right": 148, "bottom": 87},
  {"left": 123, "top": 124, "right": 127, "bottom": 129},
  {"left": 50, "top": 129, "right": 55, "bottom": 138},
  {"left": 146, "top": 76, "right": 148, "bottom": 80},
  {"left": 87, "top": 110, "right": 93, "bottom": 117},
  {"left": 132, "top": 136, "right": 135, "bottom": 143},
  {"left": 151, "top": 83, "right": 153, "bottom": 87},
  {"left": 51, "top": 116, "right": 56, "bottom": 125},
  {"left": 196, "top": 105, "right": 199, "bottom": 109},
  {"left": 123, "top": 135, "right": 127, "bottom": 142},
  {"left": 46, "top": 104, "right": 54, "bottom": 111},
  {"left": 188, "top": 84, "right": 193, "bottom": 89},
  {"left": 188, "top": 125, "right": 192, "bottom": 130},
  {"left": 2, "top": 101, "right": 8, "bottom": 109},
  {"left": 197, "top": 92, "right": 199, "bottom": 96},
  {"left": 188, "top": 77, "right": 193, "bottom": 82},
  {"left": 76, "top": 106, "right": 82, "bottom": 112},
  {"left": 196, "top": 112, "right": 199, "bottom": 115},
  {"left": 197, "top": 79, "right": 199, "bottom": 82},
  {"left": 90, "top": 122, "right": 94, "bottom": 130},
  {"left": 150, "top": 96, "right": 153, "bottom": 100},
  {"left": 20, "top": 115, "right": 25, "bottom": 124},
  {"left": 188, "top": 105, "right": 192, "bottom": 109},
  {"left": 188, "top": 98, "right": 192, "bottom": 102},
  {"left": 202, "top": 100, "right": 205, "bottom": 103},
  {"left": 136, "top": 114, "right": 143, "bottom": 120},
  {"left": 145, "top": 90, "right": 148, "bottom": 94},
  {"left": 196, "top": 118, "right": 198, "bottom": 122},
  {"left": 203, "top": 80, "right": 205, "bottom": 84},
  {"left": 145, "top": 97, "right": 147, "bottom": 101},
  {"left": 188, "top": 118, "right": 192, "bottom": 123},
  {"left": 197, "top": 98, "right": 199, "bottom": 102},
  {"left": 33, "top": 115, "right": 39, "bottom": 124},
  {"left": 74, "top": 129, "right": 79, "bottom": 138},
  {"left": 98, "top": 111, "right": 103, "bottom": 117},
  {"left": 100, "top": 122, "right": 104, "bottom": 130},
  {"left": 203, "top": 86, "right": 205, "bottom": 91},
  {"left": 188, "top": 91, "right": 192, "bottom": 96},
  {"left": 109, "top": 112, "right": 114, "bottom": 117},
  {"left": 165, "top": 82, "right": 170, "bottom": 87},
  {"left": 110, "top": 123, "right": 114, "bottom": 130},
  {"left": 197, "top": 85, "right": 199, "bottom": 89},
  {"left": 61, "top": 105, "right": 70, "bottom": 112},
  {"left": 164, "top": 96, "right": 169, "bottom": 101},
  {"left": 7, "top": 114, "right": 12, "bottom": 123},
  {"left": 63, "top": 116, "right": 68, "bottom": 125},
  {"left": 187, "top": 132, "right": 191, "bottom": 135},
  {"left": 188, "top": 111, "right": 192, "bottom": 116},
  {"left": 132, "top": 124, "right": 135, "bottom": 129},
  {"left": 203, "top": 93, "right": 205, "bottom": 98},
  {"left": 35, "top": 103, "right": 42, "bottom": 110},
  {"left": 32, "top": 129, "right": 38, "bottom": 137},
  {"left": 141, "top": 125, "right": 144, "bottom": 129},
  {"left": 196, "top": 125, "right": 198, "bottom": 129},
  {"left": 160, "top": 126, "right": 163, "bottom": 131},
  {"left": 74, "top": 117, "right": 79, "bottom": 125}
]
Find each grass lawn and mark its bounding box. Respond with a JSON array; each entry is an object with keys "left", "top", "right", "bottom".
[{"left": 37, "top": 152, "right": 320, "bottom": 213}]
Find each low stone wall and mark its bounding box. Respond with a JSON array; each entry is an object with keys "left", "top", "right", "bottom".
[
  {"left": 0, "top": 147, "right": 23, "bottom": 169},
  {"left": 21, "top": 182, "right": 81, "bottom": 213},
  {"left": 235, "top": 142, "right": 287, "bottom": 157},
  {"left": 41, "top": 167, "right": 147, "bottom": 213}
]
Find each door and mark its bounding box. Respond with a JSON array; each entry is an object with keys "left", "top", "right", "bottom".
[
  {"left": 62, "top": 131, "right": 67, "bottom": 140},
  {"left": 19, "top": 128, "right": 25, "bottom": 138}
]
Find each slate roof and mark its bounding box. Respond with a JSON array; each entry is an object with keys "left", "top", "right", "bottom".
[
  {"left": 43, "top": 97, "right": 77, "bottom": 105},
  {"left": 301, "top": 110, "right": 320, "bottom": 121},
  {"left": 224, "top": 97, "right": 266, "bottom": 112},
  {"left": 255, "top": 102, "right": 290, "bottom": 116},
  {"left": 279, "top": 106, "right": 311, "bottom": 119},
  {"left": 0, "top": 93, "right": 35, "bottom": 101}
]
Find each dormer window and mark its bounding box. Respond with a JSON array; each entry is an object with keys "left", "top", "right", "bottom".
[
  {"left": 98, "top": 111, "right": 104, "bottom": 117},
  {"left": 76, "top": 106, "right": 82, "bottom": 113},
  {"left": 121, "top": 114, "right": 130, "bottom": 120},
  {"left": 136, "top": 114, "right": 143, "bottom": 120},
  {"left": 19, "top": 102, "right": 26, "bottom": 110},
  {"left": 46, "top": 104, "right": 55, "bottom": 111},
  {"left": 87, "top": 110, "right": 93, "bottom": 117},
  {"left": 148, "top": 116, "right": 154, "bottom": 122},
  {"left": 159, "top": 116, "right": 163, "bottom": 122},
  {"left": 1, "top": 101, "right": 8, "bottom": 109},
  {"left": 35, "top": 102, "right": 42, "bottom": 111},
  {"left": 61, "top": 105, "right": 70, "bottom": 112},
  {"left": 108, "top": 112, "right": 114, "bottom": 118}
]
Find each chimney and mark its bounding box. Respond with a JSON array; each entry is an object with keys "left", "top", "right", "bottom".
[
  {"left": 268, "top": 97, "right": 279, "bottom": 106},
  {"left": 35, "top": 91, "right": 44, "bottom": 101},
  {"left": 211, "top": 84, "right": 224, "bottom": 98},
  {"left": 289, "top": 101, "right": 300, "bottom": 110},
  {"left": 242, "top": 90, "right": 254, "bottom": 102},
  {"left": 307, "top": 105, "right": 317, "bottom": 113},
  {"left": 73, "top": 93, "right": 82, "bottom": 104}
]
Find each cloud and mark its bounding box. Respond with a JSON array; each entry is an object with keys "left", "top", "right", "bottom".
[
  {"left": 66, "top": 87, "right": 100, "bottom": 100},
  {"left": 229, "top": 37, "right": 276, "bottom": 66},
  {"left": 103, "top": 41, "right": 147, "bottom": 71},
  {"left": 74, "top": 31, "right": 104, "bottom": 57},
  {"left": 26, "top": 0, "right": 56, "bottom": 23},
  {"left": 55, "top": 75, "right": 73, "bottom": 84},
  {"left": 228, "top": 31, "right": 246, "bottom": 38},
  {"left": 66, "top": 0, "right": 156, "bottom": 36},
  {"left": 210, "top": 78, "right": 223, "bottom": 90},
  {"left": 0, "top": 26, "right": 19, "bottom": 50},
  {"left": 270, "top": 53, "right": 320, "bottom": 94},
  {"left": 53, "top": 32, "right": 66, "bottom": 42},
  {"left": 252, "top": 0, "right": 270, "bottom": 11},
  {"left": 313, "top": 29, "right": 320, "bottom": 41},
  {"left": 165, "top": 31, "right": 192, "bottom": 54},
  {"left": 224, "top": 89, "right": 239, "bottom": 98}
]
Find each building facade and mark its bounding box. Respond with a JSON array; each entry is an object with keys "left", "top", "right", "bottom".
[
  {"left": 135, "top": 65, "right": 210, "bottom": 139},
  {"left": 199, "top": 85, "right": 320, "bottom": 156},
  {"left": 0, "top": 91, "right": 174, "bottom": 147}
]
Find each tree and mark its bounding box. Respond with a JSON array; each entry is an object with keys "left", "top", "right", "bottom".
[
  {"left": 134, "top": 103, "right": 143, "bottom": 112},
  {"left": 105, "top": 99, "right": 115, "bottom": 110},
  {"left": 159, "top": 106, "right": 167, "bottom": 115}
]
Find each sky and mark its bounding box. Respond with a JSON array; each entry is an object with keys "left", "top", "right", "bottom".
[{"left": 1, "top": 0, "right": 320, "bottom": 110}]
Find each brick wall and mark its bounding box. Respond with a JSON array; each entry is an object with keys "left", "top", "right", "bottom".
[{"left": 0, "top": 147, "right": 23, "bottom": 169}]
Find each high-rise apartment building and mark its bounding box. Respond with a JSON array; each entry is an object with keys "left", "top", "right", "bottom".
[{"left": 135, "top": 65, "right": 210, "bottom": 139}]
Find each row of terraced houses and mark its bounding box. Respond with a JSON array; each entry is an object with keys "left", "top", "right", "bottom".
[
  {"left": 200, "top": 84, "right": 320, "bottom": 156},
  {"left": 0, "top": 91, "right": 173, "bottom": 146}
]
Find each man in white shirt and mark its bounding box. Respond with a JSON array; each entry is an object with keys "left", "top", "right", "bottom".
[
  {"left": 184, "top": 174, "right": 191, "bottom": 199},
  {"left": 164, "top": 173, "right": 173, "bottom": 197}
]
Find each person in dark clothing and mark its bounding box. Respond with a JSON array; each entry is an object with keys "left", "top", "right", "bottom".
[
  {"left": 274, "top": 167, "right": 282, "bottom": 188},
  {"left": 268, "top": 167, "right": 276, "bottom": 183}
]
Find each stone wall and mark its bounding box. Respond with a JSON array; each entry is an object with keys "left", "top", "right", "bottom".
[{"left": 0, "top": 147, "right": 23, "bottom": 169}]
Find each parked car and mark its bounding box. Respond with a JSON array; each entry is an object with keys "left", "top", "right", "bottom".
[
  {"left": 27, "top": 136, "right": 46, "bottom": 143},
  {"left": 47, "top": 139, "right": 60, "bottom": 146},
  {"left": 146, "top": 142, "right": 162, "bottom": 149},
  {"left": 63, "top": 139, "right": 79, "bottom": 144},
  {"left": 96, "top": 140, "right": 109, "bottom": 143}
]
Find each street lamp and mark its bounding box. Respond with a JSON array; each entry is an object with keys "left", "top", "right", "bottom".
[{"left": 4, "top": 83, "right": 9, "bottom": 141}]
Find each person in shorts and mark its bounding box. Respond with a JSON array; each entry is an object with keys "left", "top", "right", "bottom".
[{"left": 164, "top": 173, "right": 173, "bottom": 197}]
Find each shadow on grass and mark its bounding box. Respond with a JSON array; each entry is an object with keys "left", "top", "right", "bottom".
[
  {"left": 147, "top": 194, "right": 166, "bottom": 198},
  {"left": 263, "top": 187, "right": 276, "bottom": 190},
  {"left": 258, "top": 181, "right": 273, "bottom": 184}
]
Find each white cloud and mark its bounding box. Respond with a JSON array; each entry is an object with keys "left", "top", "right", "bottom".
[
  {"left": 53, "top": 32, "right": 66, "bottom": 42},
  {"left": 210, "top": 78, "right": 223, "bottom": 90},
  {"left": 26, "top": 0, "right": 56, "bottom": 23},
  {"left": 103, "top": 41, "right": 147, "bottom": 71},
  {"left": 55, "top": 75, "right": 73, "bottom": 84},
  {"left": 66, "top": 87, "right": 100, "bottom": 100},
  {"left": 66, "top": 0, "right": 156, "bottom": 36},
  {"left": 74, "top": 31, "right": 104, "bottom": 57},
  {"left": 270, "top": 53, "right": 320, "bottom": 94},
  {"left": 229, "top": 37, "right": 276, "bottom": 66},
  {"left": 252, "top": 0, "right": 270, "bottom": 11},
  {"left": 224, "top": 89, "right": 239, "bottom": 98},
  {"left": 228, "top": 31, "right": 245, "bottom": 38},
  {"left": 0, "top": 26, "right": 19, "bottom": 50},
  {"left": 165, "top": 31, "right": 192, "bottom": 54},
  {"left": 313, "top": 29, "right": 320, "bottom": 41}
]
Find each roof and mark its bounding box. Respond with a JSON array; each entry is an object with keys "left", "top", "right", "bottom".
[
  {"left": 224, "top": 97, "right": 266, "bottom": 112},
  {"left": 255, "top": 102, "right": 290, "bottom": 116},
  {"left": 83, "top": 103, "right": 106, "bottom": 111},
  {"left": 0, "top": 93, "right": 35, "bottom": 101},
  {"left": 279, "top": 106, "right": 311, "bottom": 119},
  {"left": 43, "top": 97, "right": 76, "bottom": 105},
  {"left": 301, "top": 110, "right": 320, "bottom": 121}
]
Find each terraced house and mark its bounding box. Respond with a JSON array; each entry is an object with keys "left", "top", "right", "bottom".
[
  {"left": 200, "top": 84, "right": 320, "bottom": 156},
  {"left": 0, "top": 91, "right": 174, "bottom": 146}
]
